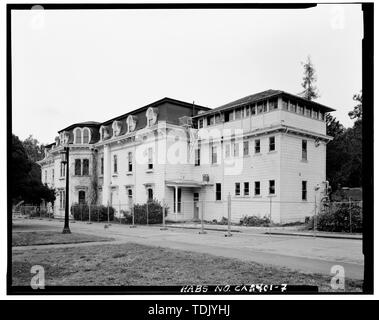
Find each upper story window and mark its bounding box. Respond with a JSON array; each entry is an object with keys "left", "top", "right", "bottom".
[
  {"left": 289, "top": 101, "right": 297, "bottom": 112},
  {"left": 257, "top": 102, "right": 264, "bottom": 114},
  {"left": 148, "top": 148, "right": 153, "bottom": 170},
  {"left": 255, "top": 139, "right": 261, "bottom": 154},
  {"left": 235, "top": 108, "right": 242, "bottom": 120},
  {"left": 127, "top": 115, "right": 137, "bottom": 133},
  {"left": 312, "top": 109, "right": 318, "bottom": 119},
  {"left": 235, "top": 182, "right": 241, "bottom": 196},
  {"left": 305, "top": 107, "right": 311, "bottom": 117},
  {"left": 251, "top": 105, "right": 256, "bottom": 115},
  {"left": 297, "top": 105, "right": 304, "bottom": 115},
  {"left": 282, "top": 99, "right": 289, "bottom": 110},
  {"left": 244, "top": 106, "right": 250, "bottom": 117},
  {"left": 268, "top": 99, "right": 278, "bottom": 111},
  {"left": 74, "top": 128, "right": 82, "bottom": 144},
  {"left": 195, "top": 148, "right": 200, "bottom": 166},
  {"left": 243, "top": 140, "right": 249, "bottom": 156},
  {"left": 112, "top": 121, "right": 121, "bottom": 137},
  {"left": 319, "top": 112, "right": 325, "bottom": 121},
  {"left": 302, "top": 181, "right": 307, "bottom": 200},
  {"left": 244, "top": 182, "right": 250, "bottom": 196},
  {"left": 113, "top": 155, "right": 118, "bottom": 174},
  {"left": 207, "top": 115, "right": 215, "bottom": 126},
  {"left": 302, "top": 140, "right": 307, "bottom": 160},
  {"left": 215, "top": 113, "right": 221, "bottom": 124},
  {"left": 215, "top": 183, "right": 222, "bottom": 201},
  {"left": 146, "top": 107, "right": 158, "bottom": 127},
  {"left": 128, "top": 152, "right": 133, "bottom": 172},
  {"left": 74, "top": 159, "right": 89, "bottom": 176},
  {"left": 100, "top": 157, "right": 104, "bottom": 175},
  {"left": 269, "top": 136, "right": 276, "bottom": 152},
  {"left": 60, "top": 162, "right": 65, "bottom": 177},
  {"left": 254, "top": 181, "right": 260, "bottom": 196},
  {"left": 198, "top": 118, "right": 204, "bottom": 128},
  {"left": 44, "top": 170, "right": 47, "bottom": 183},
  {"left": 82, "top": 128, "right": 90, "bottom": 143}
]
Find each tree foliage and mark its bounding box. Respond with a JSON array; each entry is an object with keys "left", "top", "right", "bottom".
[
  {"left": 22, "top": 134, "right": 45, "bottom": 162},
  {"left": 11, "top": 134, "right": 56, "bottom": 205},
  {"left": 300, "top": 55, "right": 320, "bottom": 101}
]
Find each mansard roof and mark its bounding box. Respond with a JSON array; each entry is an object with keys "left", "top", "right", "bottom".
[
  {"left": 192, "top": 89, "right": 336, "bottom": 118},
  {"left": 58, "top": 121, "right": 100, "bottom": 133}
]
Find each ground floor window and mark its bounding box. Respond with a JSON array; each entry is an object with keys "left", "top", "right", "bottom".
[
  {"left": 59, "top": 190, "right": 65, "bottom": 209},
  {"left": 148, "top": 188, "right": 154, "bottom": 202},
  {"left": 235, "top": 183, "right": 241, "bottom": 196},
  {"left": 269, "top": 180, "right": 275, "bottom": 195},
  {"left": 215, "top": 183, "right": 222, "bottom": 201},
  {"left": 78, "top": 190, "right": 86, "bottom": 204},
  {"left": 254, "top": 181, "right": 260, "bottom": 196},
  {"left": 302, "top": 181, "right": 307, "bottom": 200},
  {"left": 173, "top": 188, "right": 181, "bottom": 213},
  {"left": 244, "top": 182, "right": 249, "bottom": 196}
]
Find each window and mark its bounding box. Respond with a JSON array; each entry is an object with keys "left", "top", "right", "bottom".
[
  {"left": 312, "top": 109, "right": 318, "bottom": 119},
  {"left": 243, "top": 140, "right": 249, "bottom": 156},
  {"left": 211, "top": 144, "right": 217, "bottom": 164},
  {"left": 302, "top": 181, "right": 307, "bottom": 200},
  {"left": 44, "top": 170, "right": 47, "bottom": 183},
  {"left": 263, "top": 101, "right": 268, "bottom": 112},
  {"left": 235, "top": 108, "right": 242, "bottom": 120},
  {"left": 268, "top": 99, "right": 278, "bottom": 111},
  {"left": 225, "top": 143, "right": 231, "bottom": 158},
  {"left": 148, "top": 188, "right": 154, "bottom": 202},
  {"left": 319, "top": 112, "right": 325, "bottom": 121},
  {"left": 305, "top": 107, "right": 311, "bottom": 117},
  {"left": 245, "top": 106, "right": 250, "bottom": 117},
  {"left": 255, "top": 139, "right": 260, "bottom": 154},
  {"left": 173, "top": 188, "right": 181, "bottom": 212},
  {"left": 233, "top": 142, "right": 239, "bottom": 157},
  {"left": 59, "top": 190, "right": 65, "bottom": 209},
  {"left": 75, "top": 159, "right": 81, "bottom": 175},
  {"left": 215, "top": 113, "right": 221, "bottom": 123},
  {"left": 269, "top": 180, "right": 275, "bottom": 195},
  {"left": 82, "top": 159, "right": 89, "bottom": 175},
  {"left": 78, "top": 190, "right": 86, "bottom": 204},
  {"left": 112, "top": 121, "right": 121, "bottom": 136},
  {"left": 127, "top": 115, "right": 137, "bottom": 132},
  {"left": 113, "top": 155, "right": 118, "bottom": 173},
  {"left": 128, "top": 189, "right": 133, "bottom": 200},
  {"left": 148, "top": 148, "right": 153, "bottom": 170},
  {"left": 60, "top": 162, "right": 65, "bottom": 177},
  {"left": 302, "top": 140, "right": 307, "bottom": 160},
  {"left": 146, "top": 107, "right": 157, "bottom": 127},
  {"left": 128, "top": 152, "right": 133, "bottom": 172},
  {"left": 198, "top": 118, "right": 204, "bottom": 128},
  {"left": 254, "top": 181, "right": 260, "bottom": 196},
  {"left": 257, "top": 103, "right": 263, "bottom": 114},
  {"left": 207, "top": 115, "right": 214, "bottom": 126},
  {"left": 289, "top": 101, "right": 296, "bottom": 112},
  {"left": 251, "top": 105, "right": 256, "bottom": 115},
  {"left": 224, "top": 112, "right": 230, "bottom": 122},
  {"left": 195, "top": 148, "right": 200, "bottom": 166},
  {"left": 298, "top": 105, "right": 304, "bottom": 115},
  {"left": 100, "top": 157, "right": 104, "bottom": 175},
  {"left": 282, "top": 99, "right": 289, "bottom": 110},
  {"left": 215, "top": 183, "right": 222, "bottom": 201},
  {"left": 83, "top": 128, "right": 90, "bottom": 143},
  {"left": 269, "top": 136, "right": 276, "bottom": 152},
  {"left": 235, "top": 183, "right": 241, "bottom": 196},
  {"left": 75, "top": 128, "right": 82, "bottom": 144},
  {"left": 244, "top": 182, "right": 249, "bottom": 196}
]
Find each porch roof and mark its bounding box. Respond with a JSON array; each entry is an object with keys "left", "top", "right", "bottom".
[{"left": 165, "top": 179, "right": 206, "bottom": 188}]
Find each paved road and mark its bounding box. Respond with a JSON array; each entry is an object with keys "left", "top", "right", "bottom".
[{"left": 12, "top": 218, "right": 364, "bottom": 280}]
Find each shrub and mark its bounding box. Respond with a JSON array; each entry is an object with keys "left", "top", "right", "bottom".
[
  {"left": 123, "top": 200, "right": 167, "bottom": 224},
  {"left": 70, "top": 203, "right": 115, "bottom": 222},
  {"left": 309, "top": 202, "right": 362, "bottom": 233},
  {"left": 239, "top": 215, "right": 270, "bottom": 227}
]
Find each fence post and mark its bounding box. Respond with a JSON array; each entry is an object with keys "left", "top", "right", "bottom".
[
  {"left": 161, "top": 201, "right": 168, "bottom": 231},
  {"left": 130, "top": 198, "right": 136, "bottom": 228},
  {"left": 88, "top": 203, "right": 92, "bottom": 224},
  {"left": 146, "top": 202, "right": 149, "bottom": 226},
  {"left": 107, "top": 201, "right": 110, "bottom": 226},
  {"left": 225, "top": 194, "right": 232, "bottom": 237},
  {"left": 199, "top": 199, "right": 207, "bottom": 234},
  {"left": 349, "top": 197, "right": 352, "bottom": 233},
  {"left": 119, "top": 201, "right": 122, "bottom": 224}
]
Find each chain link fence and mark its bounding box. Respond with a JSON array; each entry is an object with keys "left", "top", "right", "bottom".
[{"left": 13, "top": 198, "right": 363, "bottom": 234}]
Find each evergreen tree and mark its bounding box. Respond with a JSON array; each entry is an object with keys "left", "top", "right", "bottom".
[{"left": 300, "top": 55, "right": 320, "bottom": 101}]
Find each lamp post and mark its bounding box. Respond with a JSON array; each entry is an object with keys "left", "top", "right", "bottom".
[{"left": 60, "top": 146, "right": 71, "bottom": 234}]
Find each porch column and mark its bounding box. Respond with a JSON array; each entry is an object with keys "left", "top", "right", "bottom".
[
  {"left": 102, "top": 144, "right": 111, "bottom": 206},
  {"left": 175, "top": 186, "right": 178, "bottom": 214}
]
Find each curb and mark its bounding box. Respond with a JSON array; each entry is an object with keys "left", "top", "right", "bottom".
[{"left": 264, "top": 232, "right": 362, "bottom": 240}]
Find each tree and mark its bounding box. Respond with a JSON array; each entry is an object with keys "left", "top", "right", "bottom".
[
  {"left": 22, "top": 134, "right": 45, "bottom": 162},
  {"left": 300, "top": 55, "right": 320, "bottom": 101},
  {"left": 11, "top": 134, "right": 56, "bottom": 205},
  {"left": 348, "top": 91, "right": 362, "bottom": 122}
]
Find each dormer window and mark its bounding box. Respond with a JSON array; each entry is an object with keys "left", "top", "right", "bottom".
[
  {"left": 127, "top": 115, "right": 137, "bottom": 133},
  {"left": 83, "top": 128, "right": 90, "bottom": 144},
  {"left": 112, "top": 121, "right": 122, "bottom": 137},
  {"left": 146, "top": 107, "right": 158, "bottom": 127},
  {"left": 74, "top": 128, "right": 82, "bottom": 144}
]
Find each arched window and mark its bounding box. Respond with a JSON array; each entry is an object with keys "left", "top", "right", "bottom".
[
  {"left": 112, "top": 121, "right": 121, "bottom": 137},
  {"left": 83, "top": 128, "right": 90, "bottom": 144},
  {"left": 146, "top": 107, "right": 157, "bottom": 127},
  {"left": 127, "top": 115, "right": 136, "bottom": 133},
  {"left": 75, "top": 128, "right": 82, "bottom": 144}
]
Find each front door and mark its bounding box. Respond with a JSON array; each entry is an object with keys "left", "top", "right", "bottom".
[
  {"left": 78, "top": 191, "right": 86, "bottom": 205},
  {"left": 193, "top": 192, "right": 199, "bottom": 220}
]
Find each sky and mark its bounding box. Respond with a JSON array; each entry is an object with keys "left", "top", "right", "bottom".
[{"left": 11, "top": 4, "right": 363, "bottom": 144}]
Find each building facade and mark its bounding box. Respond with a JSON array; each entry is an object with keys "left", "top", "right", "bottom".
[{"left": 38, "top": 90, "right": 335, "bottom": 223}]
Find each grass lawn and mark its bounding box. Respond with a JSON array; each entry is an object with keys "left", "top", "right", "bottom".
[
  {"left": 12, "top": 231, "right": 113, "bottom": 246},
  {"left": 12, "top": 242, "right": 362, "bottom": 292}
]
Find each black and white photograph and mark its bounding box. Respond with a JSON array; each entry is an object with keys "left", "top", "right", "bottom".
[{"left": 5, "top": 1, "right": 373, "bottom": 301}]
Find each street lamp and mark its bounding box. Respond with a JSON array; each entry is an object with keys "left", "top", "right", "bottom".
[{"left": 60, "top": 146, "right": 71, "bottom": 234}]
